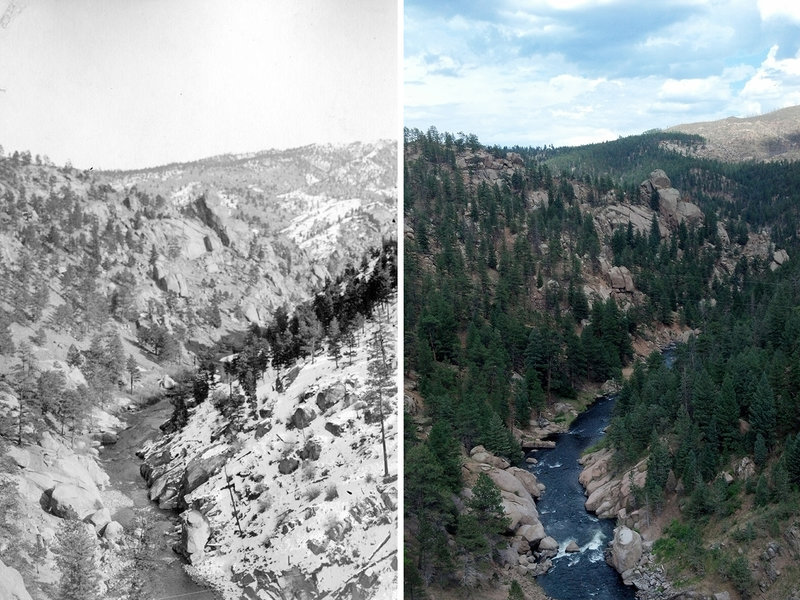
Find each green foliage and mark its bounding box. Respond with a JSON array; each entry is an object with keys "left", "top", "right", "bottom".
[
  {"left": 725, "top": 555, "right": 754, "bottom": 598},
  {"left": 468, "top": 473, "right": 510, "bottom": 534},
  {"left": 507, "top": 580, "right": 525, "bottom": 600}
]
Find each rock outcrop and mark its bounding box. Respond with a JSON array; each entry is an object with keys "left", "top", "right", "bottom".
[
  {"left": 640, "top": 169, "right": 703, "bottom": 229},
  {"left": 0, "top": 558, "right": 33, "bottom": 600},
  {"left": 462, "top": 447, "right": 551, "bottom": 575},
  {"left": 579, "top": 447, "right": 647, "bottom": 524},
  {"left": 609, "top": 525, "right": 642, "bottom": 575},
  {"left": 48, "top": 483, "right": 104, "bottom": 520},
  {"left": 608, "top": 265, "right": 635, "bottom": 293},
  {"left": 176, "top": 509, "right": 210, "bottom": 564}
]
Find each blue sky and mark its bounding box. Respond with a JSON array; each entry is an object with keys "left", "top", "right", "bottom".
[
  {"left": 405, "top": 0, "right": 800, "bottom": 147},
  {"left": 0, "top": 0, "right": 397, "bottom": 170}
]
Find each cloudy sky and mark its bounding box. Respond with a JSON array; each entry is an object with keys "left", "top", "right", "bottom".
[
  {"left": 0, "top": 0, "right": 397, "bottom": 170},
  {"left": 405, "top": 0, "right": 800, "bottom": 148}
]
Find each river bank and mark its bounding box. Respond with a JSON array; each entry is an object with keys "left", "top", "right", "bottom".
[{"left": 100, "top": 396, "right": 218, "bottom": 599}]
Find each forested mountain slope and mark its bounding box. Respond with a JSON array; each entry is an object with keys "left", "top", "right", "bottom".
[
  {"left": 0, "top": 141, "right": 397, "bottom": 600},
  {"left": 404, "top": 125, "right": 800, "bottom": 599}
]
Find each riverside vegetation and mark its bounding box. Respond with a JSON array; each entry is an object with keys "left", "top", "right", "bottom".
[{"left": 403, "top": 110, "right": 800, "bottom": 600}]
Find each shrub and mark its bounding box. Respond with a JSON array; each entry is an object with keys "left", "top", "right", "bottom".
[{"left": 324, "top": 484, "right": 338, "bottom": 501}]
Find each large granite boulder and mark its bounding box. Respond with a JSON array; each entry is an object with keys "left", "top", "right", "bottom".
[
  {"left": 48, "top": 483, "right": 104, "bottom": 520},
  {"left": 609, "top": 526, "right": 643, "bottom": 575},
  {"left": 176, "top": 510, "right": 210, "bottom": 564},
  {"left": 316, "top": 382, "right": 346, "bottom": 413}
]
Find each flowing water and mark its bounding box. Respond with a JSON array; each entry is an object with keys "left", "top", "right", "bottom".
[
  {"left": 100, "top": 399, "right": 218, "bottom": 600},
  {"left": 529, "top": 395, "right": 636, "bottom": 600}
]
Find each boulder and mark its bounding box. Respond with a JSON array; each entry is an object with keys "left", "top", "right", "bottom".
[
  {"left": 278, "top": 458, "right": 300, "bottom": 475},
  {"left": 539, "top": 536, "right": 559, "bottom": 553},
  {"left": 499, "top": 490, "right": 539, "bottom": 532},
  {"left": 470, "top": 449, "right": 510, "bottom": 470},
  {"left": 243, "top": 304, "right": 261, "bottom": 325},
  {"left": 774, "top": 249, "right": 790, "bottom": 266},
  {"left": 291, "top": 407, "right": 317, "bottom": 430},
  {"left": 566, "top": 540, "right": 580, "bottom": 553},
  {"left": 609, "top": 526, "right": 642, "bottom": 574},
  {"left": 0, "top": 558, "right": 33, "bottom": 600},
  {"left": 181, "top": 451, "right": 228, "bottom": 497},
  {"left": 325, "top": 421, "right": 345, "bottom": 437},
  {"left": 103, "top": 520, "right": 124, "bottom": 542},
  {"left": 528, "top": 558, "right": 552, "bottom": 576},
  {"left": 649, "top": 169, "right": 671, "bottom": 189},
  {"left": 495, "top": 546, "right": 520, "bottom": 568},
  {"left": 86, "top": 508, "right": 112, "bottom": 533},
  {"left": 507, "top": 467, "right": 543, "bottom": 499},
  {"left": 517, "top": 522, "right": 546, "bottom": 546},
  {"left": 48, "top": 483, "right": 103, "bottom": 520},
  {"left": 177, "top": 510, "right": 210, "bottom": 564},
  {"left": 608, "top": 266, "right": 635, "bottom": 293},
  {"left": 317, "top": 383, "right": 346, "bottom": 412}
]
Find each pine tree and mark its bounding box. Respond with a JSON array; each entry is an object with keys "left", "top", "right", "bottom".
[
  {"left": 367, "top": 326, "right": 392, "bottom": 477},
  {"left": 327, "top": 317, "right": 342, "bottom": 368},
  {"left": 126, "top": 354, "right": 140, "bottom": 394},
  {"left": 54, "top": 518, "right": 99, "bottom": 600},
  {"left": 749, "top": 373, "right": 777, "bottom": 448},
  {"left": 468, "top": 473, "right": 510, "bottom": 534},
  {"left": 754, "top": 433, "right": 768, "bottom": 470},
  {"left": 0, "top": 312, "right": 15, "bottom": 356}
]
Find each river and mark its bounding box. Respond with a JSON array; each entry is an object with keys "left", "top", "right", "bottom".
[
  {"left": 100, "top": 398, "right": 218, "bottom": 600},
  {"left": 529, "top": 395, "right": 636, "bottom": 600}
]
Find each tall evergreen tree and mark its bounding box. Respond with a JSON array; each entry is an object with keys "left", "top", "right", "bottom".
[{"left": 54, "top": 518, "right": 99, "bottom": 600}]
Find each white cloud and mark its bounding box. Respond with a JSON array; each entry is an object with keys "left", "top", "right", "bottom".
[
  {"left": 739, "top": 45, "right": 800, "bottom": 108},
  {"left": 758, "top": 0, "right": 800, "bottom": 22}
]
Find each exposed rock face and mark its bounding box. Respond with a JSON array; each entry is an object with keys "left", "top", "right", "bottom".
[
  {"left": 462, "top": 448, "right": 551, "bottom": 573},
  {"left": 181, "top": 450, "right": 229, "bottom": 497},
  {"left": 608, "top": 266, "right": 635, "bottom": 293},
  {"left": 579, "top": 448, "right": 647, "bottom": 522},
  {"left": 609, "top": 525, "right": 642, "bottom": 575},
  {"left": 0, "top": 558, "right": 33, "bottom": 600},
  {"left": 177, "top": 510, "right": 210, "bottom": 564},
  {"left": 316, "top": 382, "right": 346, "bottom": 412},
  {"left": 640, "top": 169, "right": 703, "bottom": 229},
  {"left": 291, "top": 407, "right": 317, "bottom": 429},
  {"left": 594, "top": 203, "right": 664, "bottom": 240},
  {"left": 193, "top": 195, "right": 230, "bottom": 247}
]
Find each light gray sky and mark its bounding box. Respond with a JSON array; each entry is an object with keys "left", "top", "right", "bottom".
[
  {"left": 0, "top": 0, "right": 397, "bottom": 169},
  {"left": 405, "top": 0, "right": 800, "bottom": 148}
]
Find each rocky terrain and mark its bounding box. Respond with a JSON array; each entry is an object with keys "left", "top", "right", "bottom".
[
  {"left": 666, "top": 104, "right": 800, "bottom": 163},
  {"left": 138, "top": 299, "right": 398, "bottom": 600},
  {"left": 0, "top": 139, "right": 397, "bottom": 600}
]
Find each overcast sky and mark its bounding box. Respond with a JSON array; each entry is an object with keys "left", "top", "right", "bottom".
[
  {"left": 0, "top": 0, "right": 397, "bottom": 170},
  {"left": 405, "top": 0, "right": 800, "bottom": 148}
]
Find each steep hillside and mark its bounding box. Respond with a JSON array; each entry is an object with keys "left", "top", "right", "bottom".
[
  {"left": 139, "top": 299, "right": 398, "bottom": 600},
  {"left": 667, "top": 104, "right": 800, "bottom": 163},
  {"left": 404, "top": 126, "right": 800, "bottom": 600},
  {"left": 0, "top": 141, "right": 397, "bottom": 600}
]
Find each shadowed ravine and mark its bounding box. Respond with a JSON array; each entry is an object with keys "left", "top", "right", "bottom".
[
  {"left": 100, "top": 399, "right": 218, "bottom": 600},
  {"left": 528, "top": 395, "right": 636, "bottom": 600}
]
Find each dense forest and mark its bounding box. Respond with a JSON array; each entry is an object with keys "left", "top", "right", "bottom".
[{"left": 404, "top": 126, "right": 800, "bottom": 598}]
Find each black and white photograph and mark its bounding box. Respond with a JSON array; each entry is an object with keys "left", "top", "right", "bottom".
[{"left": 0, "top": 1, "right": 398, "bottom": 599}]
